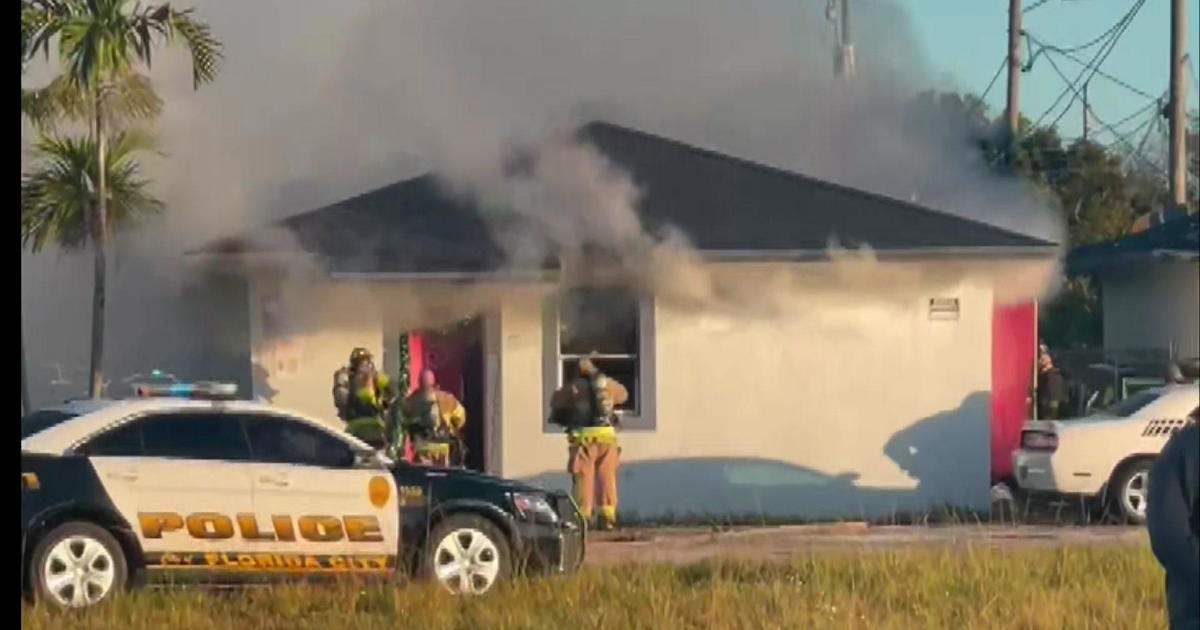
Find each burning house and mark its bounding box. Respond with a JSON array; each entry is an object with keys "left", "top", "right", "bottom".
[{"left": 197, "top": 121, "right": 1055, "bottom": 520}]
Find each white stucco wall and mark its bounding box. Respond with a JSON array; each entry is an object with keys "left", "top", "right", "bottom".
[
  {"left": 249, "top": 281, "right": 385, "bottom": 425},
  {"left": 500, "top": 261, "right": 998, "bottom": 520},
  {"left": 251, "top": 261, "right": 1004, "bottom": 520},
  {"left": 1101, "top": 261, "right": 1200, "bottom": 358}
]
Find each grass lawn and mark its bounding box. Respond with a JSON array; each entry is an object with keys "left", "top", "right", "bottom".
[{"left": 22, "top": 544, "right": 1167, "bottom": 630}]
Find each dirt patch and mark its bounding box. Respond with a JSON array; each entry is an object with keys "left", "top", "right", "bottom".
[{"left": 584, "top": 524, "right": 1146, "bottom": 567}]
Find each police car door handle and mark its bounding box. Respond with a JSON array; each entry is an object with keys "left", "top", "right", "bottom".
[
  {"left": 258, "top": 473, "right": 290, "bottom": 487},
  {"left": 106, "top": 469, "right": 139, "bottom": 482}
]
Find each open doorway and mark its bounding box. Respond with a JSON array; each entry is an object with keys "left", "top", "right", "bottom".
[{"left": 404, "top": 317, "right": 486, "bottom": 472}]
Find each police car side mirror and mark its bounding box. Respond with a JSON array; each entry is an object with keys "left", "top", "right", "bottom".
[{"left": 353, "top": 449, "right": 386, "bottom": 469}]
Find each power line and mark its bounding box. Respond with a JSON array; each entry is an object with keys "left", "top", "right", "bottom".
[
  {"left": 1030, "top": 35, "right": 1159, "bottom": 101},
  {"left": 977, "top": 56, "right": 1008, "bottom": 104},
  {"left": 1029, "top": 10, "right": 1128, "bottom": 53},
  {"left": 1023, "top": 0, "right": 1055, "bottom": 14},
  {"left": 1105, "top": 98, "right": 1161, "bottom": 130},
  {"left": 1035, "top": 38, "right": 1167, "bottom": 172},
  {"left": 1027, "top": 0, "right": 1146, "bottom": 133}
]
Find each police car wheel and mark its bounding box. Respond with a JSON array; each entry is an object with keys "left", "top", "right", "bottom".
[
  {"left": 425, "top": 514, "right": 511, "bottom": 595},
  {"left": 31, "top": 522, "right": 128, "bottom": 609}
]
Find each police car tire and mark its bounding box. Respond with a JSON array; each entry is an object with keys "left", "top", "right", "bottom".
[
  {"left": 423, "top": 514, "right": 512, "bottom": 595},
  {"left": 31, "top": 521, "right": 128, "bottom": 609}
]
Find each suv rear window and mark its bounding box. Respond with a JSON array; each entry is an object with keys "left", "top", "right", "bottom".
[{"left": 21, "top": 410, "right": 79, "bottom": 440}]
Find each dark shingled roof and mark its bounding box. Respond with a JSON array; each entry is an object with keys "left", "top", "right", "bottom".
[
  {"left": 205, "top": 121, "right": 1056, "bottom": 274},
  {"left": 1068, "top": 213, "right": 1199, "bottom": 274}
]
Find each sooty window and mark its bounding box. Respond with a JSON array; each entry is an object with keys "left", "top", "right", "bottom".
[{"left": 557, "top": 287, "right": 641, "bottom": 414}]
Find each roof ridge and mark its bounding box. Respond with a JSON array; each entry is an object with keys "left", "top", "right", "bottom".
[
  {"left": 280, "top": 174, "right": 439, "bottom": 226},
  {"left": 579, "top": 120, "right": 1055, "bottom": 247}
]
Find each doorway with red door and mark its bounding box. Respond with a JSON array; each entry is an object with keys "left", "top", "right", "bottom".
[{"left": 400, "top": 317, "right": 486, "bottom": 471}]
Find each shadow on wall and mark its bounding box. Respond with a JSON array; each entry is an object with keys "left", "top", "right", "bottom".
[
  {"left": 518, "top": 392, "right": 993, "bottom": 521},
  {"left": 882, "top": 391, "right": 992, "bottom": 510},
  {"left": 521, "top": 457, "right": 922, "bottom": 522}
]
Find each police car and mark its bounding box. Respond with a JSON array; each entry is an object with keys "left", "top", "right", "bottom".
[{"left": 21, "top": 382, "right": 584, "bottom": 609}]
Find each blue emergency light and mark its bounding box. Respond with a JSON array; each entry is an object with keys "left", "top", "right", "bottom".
[{"left": 133, "top": 381, "right": 238, "bottom": 400}]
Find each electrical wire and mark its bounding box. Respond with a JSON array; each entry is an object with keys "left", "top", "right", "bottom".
[
  {"left": 1029, "top": 34, "right": 1158, "bottom": 101},
  {"left": 975, "top": 56, "right": 1008, "bottom": 108},
  {"left": 1027, "top": 0, "right": 1146, "bottom": 134},
  {"left": 1036, "top": 40, "right": 1167, "bottom": 173},
  {"left": 1023, "top": 0, "right": 1055, "bottom": 14},
  {"left": 1029, "top": 9, "right": 1128, "bottom": 53}
]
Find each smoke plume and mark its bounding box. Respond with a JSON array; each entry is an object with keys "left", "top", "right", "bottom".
[{"left": 21, "top": 0, "right": 1063, "bottom": 405}]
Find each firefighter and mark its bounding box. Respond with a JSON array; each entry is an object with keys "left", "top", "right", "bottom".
[
  {"left": 335, "top": 348, "right": 395, "bottom": 449},
  {"left": 549, "top": 356, "right": 628, "bottom": 531},
  {"left": 403, "top": 368, "right": 466, "bottom": 467},
  {"left": 1036, "top": 344, "right": 1065, "bottom": 420}
]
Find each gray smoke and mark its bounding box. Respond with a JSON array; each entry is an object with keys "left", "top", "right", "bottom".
[{"left": 21, "top": 0, "right": 1062, "bottom": 406}]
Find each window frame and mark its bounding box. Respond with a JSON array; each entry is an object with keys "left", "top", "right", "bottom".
[
  {"left": 72, "top": 409, "right": 367, "bottom": 469},
  {"left": 542, "top": 289, "right": 656, "bottom": 432},
  {"left": 240, "top": 412, "right": 361, "bottom": 470},
  {"left": 73, "top": 411, "right": 255, "bottom": 462}
]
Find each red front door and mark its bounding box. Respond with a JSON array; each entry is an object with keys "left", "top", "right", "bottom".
[{"left": 991, "top": 302, "right": 1036, "bottom": 483}]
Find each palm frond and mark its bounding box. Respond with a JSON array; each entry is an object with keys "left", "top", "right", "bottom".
[
  {"left": 21, "top": 0, "right": 75, "bottom": 63},
  {"left": 22, "top": 72, "right": 163, "bottom": 129},
  {"left": 21, "top": 128, "right": 164, "bottom": 253},
  {"left": 131, "top": 3, "right": 223, "bottom": 88}
]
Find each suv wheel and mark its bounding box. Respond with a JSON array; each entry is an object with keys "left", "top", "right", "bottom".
[
  {"left": 424, "top": 514, "right": 511, "bottom": 595},
  {"left": 1109, "top": 460, "right": 1153, "bottom": 525},
  {"left": 31, "top": 521, "right": 128, "bottom": 609}
]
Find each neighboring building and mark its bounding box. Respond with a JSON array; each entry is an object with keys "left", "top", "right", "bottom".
[
  {"left": 198, "top": 122, "right": 1055, "bottom": 520},
  {"left": 1069, "top": 214, "right": 1200, "bottom": 361}
]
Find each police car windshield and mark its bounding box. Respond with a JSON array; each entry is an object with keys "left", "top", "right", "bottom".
[{"left": 21, "top": 410, "right": 79, "bottom": 440}]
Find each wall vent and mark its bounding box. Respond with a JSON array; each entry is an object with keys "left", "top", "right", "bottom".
[{"left": 928, "top": 298, "right": 960, "bottom": 321}]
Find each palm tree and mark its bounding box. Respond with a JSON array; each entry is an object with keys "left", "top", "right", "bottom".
[
  {"left": 21, "top": 129, "right": 165, "bottom": 405},
  {"left": 21, "top": 0, "right": 220, "bottom": 397}
]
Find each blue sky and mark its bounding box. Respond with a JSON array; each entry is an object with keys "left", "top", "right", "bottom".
[{"left": 910, "top": 0, "right": 1199, "bottom": 147}]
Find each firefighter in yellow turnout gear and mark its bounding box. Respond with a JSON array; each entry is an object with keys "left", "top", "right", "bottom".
[
  {"left": 333, "top": 348, "right": 395, "bottom": 449},
  {"left": 550, "top": 358, "right": 628, "bottom": 531},
  {"left": 402, "top": 369, "right": 467, "bottom": 467}
]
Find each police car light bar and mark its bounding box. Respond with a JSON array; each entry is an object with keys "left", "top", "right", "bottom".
[{"left": 133, "top": 381, "right": 238, "bottom": 400}]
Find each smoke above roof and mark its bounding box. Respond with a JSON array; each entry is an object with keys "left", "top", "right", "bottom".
[{"left": 21, "top": 0, "right": 1064, "bottom": 402}]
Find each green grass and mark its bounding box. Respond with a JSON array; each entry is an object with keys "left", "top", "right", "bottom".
[{"left": 22, "top": 545, "right": 1167, "bottom": 630}]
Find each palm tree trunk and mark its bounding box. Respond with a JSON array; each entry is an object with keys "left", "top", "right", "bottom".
[
  {"left": 21, "top": 332, "right": 31, "bottom": 415},
  {"left": 89, "top": 99, "right": 108, "bottom": 399}
]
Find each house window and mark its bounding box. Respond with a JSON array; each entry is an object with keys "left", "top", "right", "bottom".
[
  {"left": 546, "top": 286, "right": 655, "bottom": 430},
  {"left": 558, "top": 287, "right": 639, "bottom": 413}
]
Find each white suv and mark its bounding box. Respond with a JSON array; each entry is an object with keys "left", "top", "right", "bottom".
[{"left": 1013, "top": 383, "right": 1199, "bottom": 524}]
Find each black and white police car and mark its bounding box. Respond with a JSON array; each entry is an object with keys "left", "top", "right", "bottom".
[{"left": 21, "top": 382, "right": 584, "bottom": 608}]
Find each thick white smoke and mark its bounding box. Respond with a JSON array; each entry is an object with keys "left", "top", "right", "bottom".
[{"left": 21, "top": 0, "right": 1063, "bottom": 405}]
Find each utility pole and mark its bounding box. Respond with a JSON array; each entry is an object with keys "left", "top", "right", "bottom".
[
  {"left": 1082, "top": 81, "right": 1090, "bottom": 142},
  {"left": 1006, "top": 0, "right": 1022, "bottom": 147},
  {"left": 830, "top": 0, "right": 855, "bottom": 81},
  {"left": 1168, "top": 0, "right": 1188, "bottom": 210}
]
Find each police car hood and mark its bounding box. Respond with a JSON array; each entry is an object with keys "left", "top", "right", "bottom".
[{"left": 397, "top": 464, "right": 551, "bottom": 495}]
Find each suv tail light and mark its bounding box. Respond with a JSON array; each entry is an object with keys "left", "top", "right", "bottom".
[{"left": 1021, "top": 430, "right": 1058, "bottom": 452}]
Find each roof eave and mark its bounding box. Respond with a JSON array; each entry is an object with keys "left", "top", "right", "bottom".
[
  {"left": 325, "top": 245, "right": 1059, "bottom": 281},
  {"left": 702, "top": 245, "right": 1059, "bottom": 262}
]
